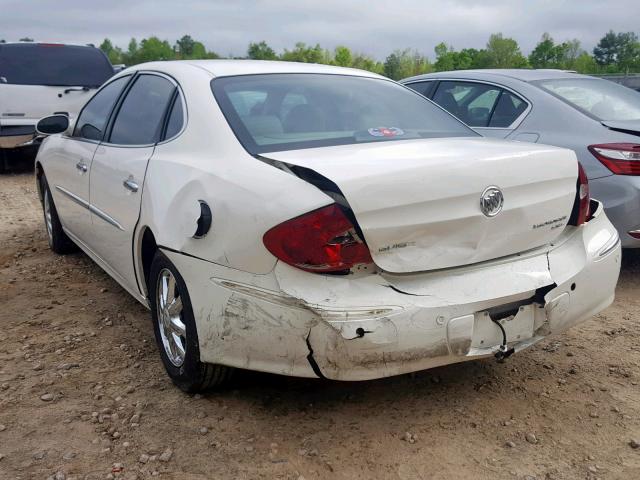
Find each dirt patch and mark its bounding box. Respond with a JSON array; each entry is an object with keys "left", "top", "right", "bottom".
[{"left": 1, "top": 172, "right": 639, "bottom": 480}]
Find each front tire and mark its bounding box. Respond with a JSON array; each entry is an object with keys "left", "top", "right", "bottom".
[
  {"left": 149, "top": 251, "right": 232, "bottom": 392},
  {"left": 39, "top": 174, "right": 77, "bottom": 254}
]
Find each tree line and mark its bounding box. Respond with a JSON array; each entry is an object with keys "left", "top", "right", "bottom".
[{"left": 3, "top": 31, "right": 639, "bottom": 80}]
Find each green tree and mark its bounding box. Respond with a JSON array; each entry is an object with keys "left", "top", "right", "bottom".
[
  {"left": 281, "top": 42, "right": 324, "bottom": 63},
  {"left": 594, "top": 31, "right": 640, "bottom": 72},
  {"left": 561, "top": 39, "right": 582, "bottom": 69},
  {"left": 136, "top": 37, "right": 174, "bottom": 63},
  {"left": 333, "top": 46, "right": 353, "bottom": 67},
  {"left": 573, "top": 52, "right": 599, "bottom": 74},
  {"left": 384, "top": 49, "right": 431, "bottom": 80},
  {"left": 616, "top": 32, "right": 640, "bottom": 72},
  {"left": 434, "top": 43, "right": 456, "bottom": 71},
  {"left": 175, "top": 35, "right": 195, "bottom": 58},
  {"left": 485, "top": 33, "right": 528, "bottom": 68},
  {"left": 99, "top": 38, "right": 123, "bottom": 65},
  {"left": 593, "top": 30, "right": 619, "bottom": 66},
  {"left": 247, "top": 41, "right": 277, "bottom": 60},
  {"left": 351, "top": 53, "right": 384, "bottom": 74},
  {"left": 122, "top": 38, "right": 139, "bottom": 65},
  {"left": 529, "top": 33, "right": 562, "bottom": 68}
]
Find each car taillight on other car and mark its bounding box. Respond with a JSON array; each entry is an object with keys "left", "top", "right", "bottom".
[
  {"left": 263, "top": 204, "right": 373, "bottom": 273},
  {"left": 589, "top": 143, "right": 640, "bottom": 175},
  {"left": 569, "top": 162, "right": 590, "bottom": 226}
]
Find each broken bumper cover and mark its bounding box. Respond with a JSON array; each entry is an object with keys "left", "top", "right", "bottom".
[{"left": 164, "top": 200, "right": 621, "bottom": 381}]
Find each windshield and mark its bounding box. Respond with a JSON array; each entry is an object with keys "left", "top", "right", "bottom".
[
  {"left": 534, "top": 77, "right": 640, "bottom": 122},
  {"left": 212, "top": 74, "right": 477, "bottom": 154},
  {"left": 0, "top": 43, "right": 114, "bottom": 87}
]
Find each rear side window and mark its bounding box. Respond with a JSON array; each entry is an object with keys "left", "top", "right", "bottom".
[
  {"left": 74, "top": 76, "right": 130, "bottom": 141},
  {"left": 490, "top": 91, "right": 528, "bottom": 127},
  {"left": 109, "top": 75, "right": 175, "bottom": 145},
  {"left": 163, "top": 95, "right": 184, "bottom": 140},
  {"left": 0, "top": 43, "right": 114, "bottom": 87},
  {"left": 433, "top": 81, "right": 501, "bottom": 127},
  {"left": 432, "top": 81, "right": 528, "bottom": 128},
  {"left": 405, "top": 81, "right": 436, "bottom": 97}
]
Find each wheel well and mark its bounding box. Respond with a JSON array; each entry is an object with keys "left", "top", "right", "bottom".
[{"left": 140, "top": 228, "right": 158, "bottom": 292}]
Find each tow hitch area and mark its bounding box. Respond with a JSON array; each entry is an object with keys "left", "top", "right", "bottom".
[{"left": 475, "top": 292, "right": 551, "bottom": 363}]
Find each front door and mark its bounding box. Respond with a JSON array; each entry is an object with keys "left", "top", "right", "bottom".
[
  {"left": 45, "top": 75, "right": 131, "bottom": 243},
  {"left": 88, "top": 73, "right": 176, "bottom": 292}
]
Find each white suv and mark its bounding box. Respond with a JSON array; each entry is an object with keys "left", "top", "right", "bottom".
[{"left": 0, "top": 42, "right": 114, "bottom": 171}]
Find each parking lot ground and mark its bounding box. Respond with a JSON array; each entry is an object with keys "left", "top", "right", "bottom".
[{"left": 1, "top": 171, "right": 639, "bottom": 480}]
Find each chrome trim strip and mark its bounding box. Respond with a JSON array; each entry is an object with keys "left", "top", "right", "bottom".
[
  {"left": 89, "top": 204, "right": 125, "bottom": 231},
  {"left": 55, "top": 185, "right": 124, "bottom": 231},
  {"left": 55, "top": 185, "right": 89, "bottom": 209}
]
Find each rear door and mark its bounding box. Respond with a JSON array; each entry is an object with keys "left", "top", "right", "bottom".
[
  {"left": 45, "top": 75, "right": 131, "bottom": 243},
  {"left": 430, "top": 80, "right": 529, "bottom": 138},
  {"left": 88, "top": 73, "right": 177, "bottom": 291}
]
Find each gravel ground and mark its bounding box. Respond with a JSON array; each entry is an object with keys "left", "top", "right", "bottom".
[{"left": 1, "top": 171, "right": 639, "bottom": 480}]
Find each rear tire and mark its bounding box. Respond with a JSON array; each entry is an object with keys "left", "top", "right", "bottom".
[
  {"left": 149, "top": 250, "right": 233, "bottom": 392},
  {"left": 39, "top": 174, "right": 77, "bottom": 254}
]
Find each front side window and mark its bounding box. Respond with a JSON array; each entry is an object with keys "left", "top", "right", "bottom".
[
  {"left": 212, "top": 74, "right": 475, "bottom": 154},
  {"left": 534, "top": 77, "right": 640, "bottom": 122},
  {"left": 109, "top": 75, "right": 175, "bottom": 145},
  {"left": 0, "top": 43, "right": 114, "bottom": 87},
  {"left": 73, "top": 76, "right": 130, "bottom": 141}
]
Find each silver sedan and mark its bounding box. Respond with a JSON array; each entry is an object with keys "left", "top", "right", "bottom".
[{"left": 401, "top": 69, "right": 640, "bottom": 248}]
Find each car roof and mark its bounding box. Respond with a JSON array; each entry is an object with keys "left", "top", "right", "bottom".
[
  {"left": 129, "top": 59, "right": 385, "bottom": 79},
  {"left": 403, "top": 69, "right": 586, "bottom": 84},
  {"left": 1, "top": 42, "right": 99, "bottom": 48}
]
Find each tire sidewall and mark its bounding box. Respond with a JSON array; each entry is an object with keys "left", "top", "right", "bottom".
[
  {"left": 149, "top": 250, "right": 203, "bottom": 390},
  {"left": 40, "top": 174, "right": 57, "bottom": 249}
]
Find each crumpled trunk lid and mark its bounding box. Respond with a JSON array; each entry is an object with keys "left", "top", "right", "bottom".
[{"left": 264, "top": 137, "right": 578, "bottom": 273}]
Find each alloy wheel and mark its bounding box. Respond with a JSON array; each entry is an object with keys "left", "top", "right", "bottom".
[{"left": 156, "top": 268, "right": 187, "bottom": 367}]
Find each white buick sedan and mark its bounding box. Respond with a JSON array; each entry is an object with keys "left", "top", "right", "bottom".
[{"left": 34, "top": 60, "right": 621, "bottom": 392}]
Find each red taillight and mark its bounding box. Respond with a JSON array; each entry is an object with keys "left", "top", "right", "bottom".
[
  {"left": 263, "top": 204, "right": 373, "bottom": 273},
  {"left": 569, "top": 162, "right": 590, "bottom": 226},
  {"left": 589, "top": 143, "right": 640, "bottom": 175}
]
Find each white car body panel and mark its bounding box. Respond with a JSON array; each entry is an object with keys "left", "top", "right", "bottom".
[
  {"left": 264, "top": 138, "right": 578, "bottom": 272},
  {"left": 34, "top": 60, "right": 621, "bottom": 382}
]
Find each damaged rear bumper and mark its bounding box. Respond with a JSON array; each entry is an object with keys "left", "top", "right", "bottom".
[{"left": 164, "top": 200, "right": 620, "bottom": 381}]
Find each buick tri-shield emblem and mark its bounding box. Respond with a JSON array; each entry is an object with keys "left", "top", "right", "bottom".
[{"left": 480, "top": 186, "right": 504, "bottom": 217}]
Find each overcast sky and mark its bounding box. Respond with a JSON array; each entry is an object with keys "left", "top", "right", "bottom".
[{"left": 1, "top": 0, "right": 637, "bottom": 59}]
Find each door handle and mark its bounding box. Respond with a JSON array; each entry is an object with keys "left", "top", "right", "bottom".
[
  {"left": 123, "top": 178, "right": 139, "bottom": 193},
  {"left": 75, "top": 161, "right": 88, "bottom": 173}
]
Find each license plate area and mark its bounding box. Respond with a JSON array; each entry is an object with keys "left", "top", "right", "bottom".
[{"left": 471, "top": 304, "right": 536, "bottom": 349}]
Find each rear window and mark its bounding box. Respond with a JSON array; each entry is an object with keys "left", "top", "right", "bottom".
[
  {"left": 211, "top": 74, "right": 477, "bottom": 155},
  {"left": 534, "top": 77, "right": 640, "bottom": 122},
  {"left": 0, "top": 43, "right": 114, "bottom": 87}
]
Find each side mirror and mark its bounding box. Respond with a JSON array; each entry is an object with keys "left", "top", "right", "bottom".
[{"left": 36, "top": 115, "right": 70, "bottom": 135}]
